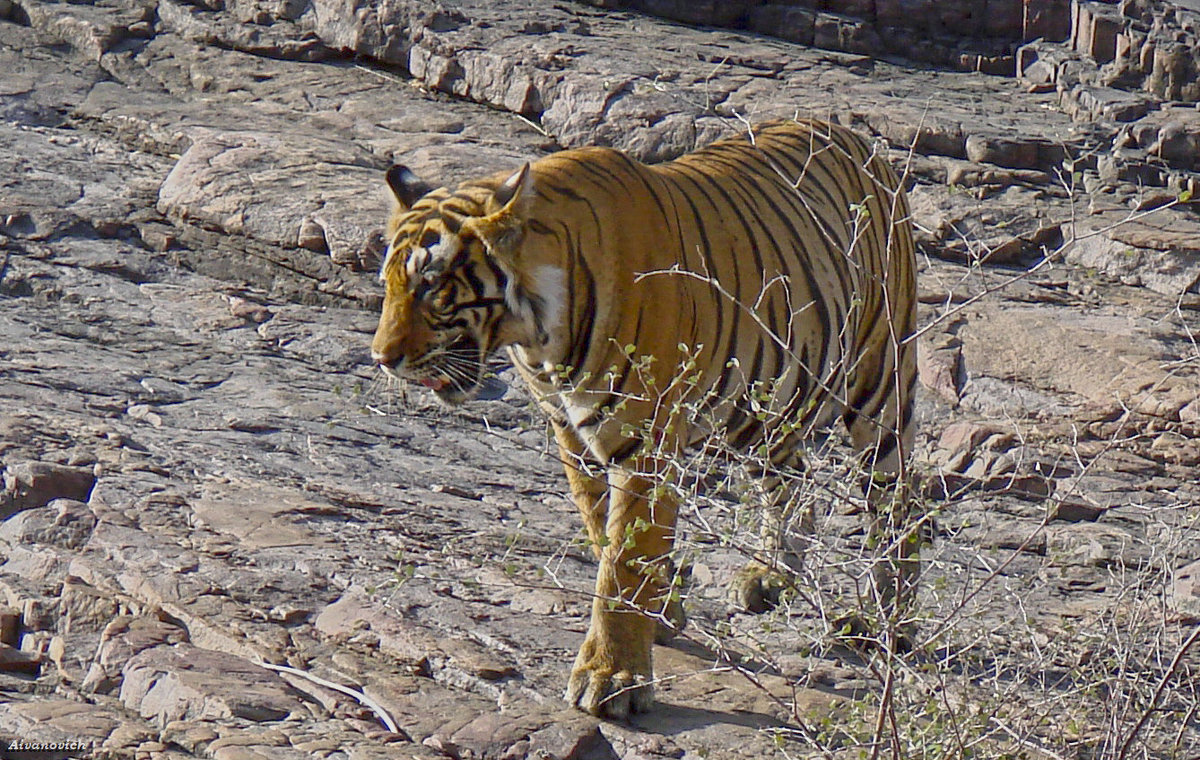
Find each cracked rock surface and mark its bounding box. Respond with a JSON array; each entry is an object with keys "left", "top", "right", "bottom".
[{"left": 1, "top": 1, "right": 1199, "bottom": 758}]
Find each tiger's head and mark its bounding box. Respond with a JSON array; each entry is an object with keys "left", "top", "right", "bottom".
[{"left": 370, "top": 163, "right": 540, "bottom": 405}]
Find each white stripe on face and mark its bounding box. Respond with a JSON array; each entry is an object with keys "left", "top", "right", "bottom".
[
  {"left": 379, "top": 238, "right": 401, "bottom": 282},
  {"left": 379, "top": 231, "right": 463, "bottom": 284},
  {"left": 405, "top": 234, "right": 462, "bottom": 281}
]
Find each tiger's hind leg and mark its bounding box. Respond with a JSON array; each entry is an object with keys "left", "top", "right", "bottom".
[
  {"left": 843, "top": 401, "right": 920, "bottom": 650},
  {"left": 731, "top": 456, "right": 816, "bottom": 614}
]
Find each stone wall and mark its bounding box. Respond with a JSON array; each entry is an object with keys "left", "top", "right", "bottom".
[
  {"left": 581, "top": 0, "right": 1073, "bottom": 71},
  {"left": 1068, "top": 0, "right": 1200, "bottom": 101},
  {"left": 582, "top": 0, "right": 1200, "bottom": 167},
  {"left": 582, "top": 0, "right": 1200, "bottom": 84},
  {"left": 1015, "top": 0, "right": 1200, "bottom": 175}
]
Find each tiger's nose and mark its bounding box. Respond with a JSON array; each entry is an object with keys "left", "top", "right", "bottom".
[
  {"left": 372, "top": 347, "right": 406, "bottom": 380},
  {"left": 371, "top": 329, "right": 404, "bottom": 369},
  {"left": 371, "top": 347, "right": 399, "bottom": 368}
]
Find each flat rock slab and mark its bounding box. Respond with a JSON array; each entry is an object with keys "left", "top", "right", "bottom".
[
  {"left": 155, "top": 131, "right": 386, "bottom": 270},
  {"left": 121, "top": 644, "right": 310, "bottom": 726},
  {"left": 958, "top": 301, "right": 1200, "bottom": 418},
  {"left": 1069, "top": 211, "right": 1200, "bottom": 295}
]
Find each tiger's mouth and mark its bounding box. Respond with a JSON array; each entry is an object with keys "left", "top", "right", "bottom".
[
  {"left": 378, "top": 333, "right": 506, "bottom": 405},
  {"left": 425, "top": 333, "right": 487, "bottom": 405}
]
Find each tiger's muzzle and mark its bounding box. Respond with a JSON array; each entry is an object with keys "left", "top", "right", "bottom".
[{"left": 373, "top": 333, "right": 492, "bottom": 406}]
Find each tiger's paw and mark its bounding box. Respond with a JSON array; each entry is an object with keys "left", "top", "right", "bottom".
[
  {"left": 830, "top": 612, "right": 917, "bottom": 653},
  {"left": 566, "top": 664, "right": 654, "bottom": 719},
  {"left": 730, "top": 562, "right": 789, "bottom": 614}
]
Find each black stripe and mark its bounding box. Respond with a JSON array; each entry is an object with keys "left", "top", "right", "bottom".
[
  {"left": 702, "top": 149, "right": 837, "bottom": 382},
  {"left": 589, "top": 298, "right": 665, "bottom": 415},
  {"left": 482, "top": 255, "right": 509, "bottom": 298},
  {"left": 544, "top": 182, "right": 590, "bottom": 204},
  {"left": 575, "top": 409, "right": 603, "bottom": 428},
  {"left": 727, "top": 336, "right": 768, "bottom": 450},
  {"left": 606, "top": 151, "right": 674, "bottom": 226},
  {"left": 656, "top": 167, "right": 733, "bottom": 384},
  {"left": 564, "top": 227, "right": 597, "bottom": 385},
  {"left": 459, "top": 258, "right": 488, "bottom": 294},
  {"left": 571, "top": 154, "right": 629, "bottom": 191},
  {"left": 449, "top": 297, "right": 506, "bottom": 314},
  {"left": 561, "top": 222, "right": 580, "bottom": 373},
  {"left": 609, "top": 435, "right": 643, "bottom": 465},
  {"left": 592, "top": 306, "right": 647, "bottom": 411},
  {"left": 438, "top": 211, "right": 466, "bottom": 234},
  {"left": 447, "top": 245, "right": 472, "bottom": 274}
]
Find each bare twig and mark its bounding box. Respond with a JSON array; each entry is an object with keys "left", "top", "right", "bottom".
[
  {"left": 259, "top": 661, "right": 402, "bottom": 735},
  {"left": 1115, "top": 625, "right": 1200, "bottom": 760}
]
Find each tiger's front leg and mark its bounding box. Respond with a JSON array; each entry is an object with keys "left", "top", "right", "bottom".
[{"left": 566, "top": 464, "right": 678, "bottom": 719}]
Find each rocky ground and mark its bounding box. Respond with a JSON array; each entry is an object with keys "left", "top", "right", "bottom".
[{"left": 1, "top": 1, "right": 1199, "bottom": 759}]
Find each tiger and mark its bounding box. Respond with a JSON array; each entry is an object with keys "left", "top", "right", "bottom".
[{"left": 370, "top": 118, "right": 918, "bottom": 719}]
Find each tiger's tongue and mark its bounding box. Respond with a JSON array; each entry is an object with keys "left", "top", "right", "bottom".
[{"left": 420, "top": 377, "right": 450, "bottom": 391}]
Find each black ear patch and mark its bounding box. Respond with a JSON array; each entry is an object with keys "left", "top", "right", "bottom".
[{"left": 386, "top": 165, "right": 433, "bottom": 209}]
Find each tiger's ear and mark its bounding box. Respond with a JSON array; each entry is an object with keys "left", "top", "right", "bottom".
[
  {"left": 386, "top": 165, "right": 433, "bottom": 210},
  {"left": 466, "top": 164, "right": 533, "bottom": 262},
  {"left": 492, "top": 163, "right": 532, "bottom": 213}
]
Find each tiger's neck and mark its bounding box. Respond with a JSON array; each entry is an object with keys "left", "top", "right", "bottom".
[{"left": 502, "top": 263, "right": 571, "bottom": 372}]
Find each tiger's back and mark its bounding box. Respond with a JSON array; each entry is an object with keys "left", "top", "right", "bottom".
[{"left": 506, "top": 119, "right": 916, "bottom": 474}]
